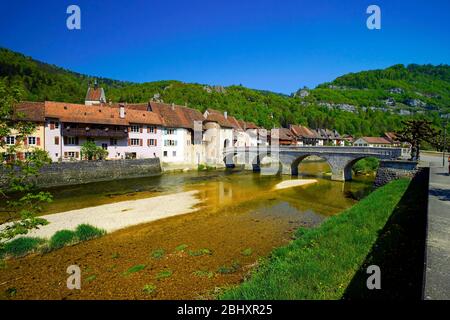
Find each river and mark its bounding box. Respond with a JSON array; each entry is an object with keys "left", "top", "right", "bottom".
[{"left": 0, "top": 160, "right": 375, "bottom": 300}]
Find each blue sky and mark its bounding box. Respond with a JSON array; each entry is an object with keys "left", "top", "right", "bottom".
[{"left": 0, "top": 0, "right": 449, "bottom": 94}]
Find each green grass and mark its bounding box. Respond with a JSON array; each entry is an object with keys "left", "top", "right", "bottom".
[
  {"left": 221, "top": 178, "right": 411, "bottom": 299},
  {"left": 123, "top": 264, "right": 146, "bottom": 276},
  {"left": 155, "top": 269, "right": 173, "bottom": 280},
  {"left": 0, "top": 224, "right": 106, "bottom": 259},
  {"left": 0, "top": 237, "right": 46, "bottom": 258},
  {"left": 49, "top": 230, "right": 77, "bottom": 250},
  {"left": 75, "top": 224, "right": 106, "bottom": 241},
  {"left": 151, "top": 248, "right": 165, "bottom": 259}
]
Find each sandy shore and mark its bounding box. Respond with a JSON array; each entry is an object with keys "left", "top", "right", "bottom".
[
  {"left": 274, "top": 179, "right": 318, "bottom": 190},
  {"left": 2, "top": 190, "right": 200, "bottom": 239}
]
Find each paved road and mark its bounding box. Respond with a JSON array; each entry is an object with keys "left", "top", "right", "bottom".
[{"left": 424, "top": 153, "right": 450, "bottom": 300}]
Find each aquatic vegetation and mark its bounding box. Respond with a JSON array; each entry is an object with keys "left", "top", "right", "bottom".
[
  {"left": 85, "top": 275, "right": 97, "bottom": 282},
  {"left": 241, "top": 248, "right": 253, "bottom": 256},
  {"left": 193, "top": 270, "right": 214, "bottom": 278},
  {"left": 155, "top": 269, "right": 173, "bottom": 280},
  {"left": 151, "top": 248, "right": 165, "bottom": 259},
  {"left": 188, "top": 248, "right": 212, "bottom": 256},
  {"left": 123, "top": 264, "right": 146, "bottom": 276},
  {"left": 217, "top": 261, "right": 241, "bottom": 274},
  {"left": 111, "top": 252, "right": 120, "bottom": 259},
  {"left": 143, "top": 284, "right": 157, "bottom": 295},
  {"left": 175, "top": 244, "right": 189, "bottom": 252}
]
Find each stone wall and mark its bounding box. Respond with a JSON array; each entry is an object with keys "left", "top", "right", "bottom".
[
  {"left": 1, "top": 158, "right": 161, "bottom": 188},
  {"left": 374, "top": 160, "right": 419, "bottom": 188}
]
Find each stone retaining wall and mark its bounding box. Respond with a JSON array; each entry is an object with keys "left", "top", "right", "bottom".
[
  {"left": 1, "top": 158, "right": 161, "bottom": 188},
  {"left": 374, "top": 160, "right": 419, "bottom": 188}
]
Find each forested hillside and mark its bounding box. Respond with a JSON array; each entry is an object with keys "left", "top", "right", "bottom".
[{"left": 1, "top": 47, "right": 448, "bottom": 136}]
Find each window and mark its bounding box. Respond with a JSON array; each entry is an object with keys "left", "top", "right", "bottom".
[
  {"left": 130, "top": 125, "right": 140, "bottom": 133},
  {"left": 6, "top": 136, "right": 15, "bottom": 145},
  {"left": 163, "top": 151, "right": 168, "bottom": 157},
  {"left": 148, "top": 139, "right": 157, "bottom": 146},
  {"left": 54, "top": 136, "right": 59, "bottom": 145},
  {"left": 87, "top": 137, "right": 95, "bottom": 142},
  {"left": 66, "top": 137, "right": 77, "bottom": 145},
  {"left": 28, "top": 137, "right": 36, "bottom": 145},
  {"left": 102, "top": 143, "right": 108, "bottom": 150},
  {"left": 165, "top": 128, "right": 176, "bottom": 135},
  {"left": 172, "top": 151, "right": 176, "bottom": 157},
  {"left": 55, "top": 122, "right": 59, "bottom": 129},
  {"left": 147, "top": 126, "right": 156, "bottom": 133},
  {"left": 110, "top": 138, "right": 118, "bottom": 146},
  {"left": 164, "top": 140, "right": 177, "bottom": 146},
  {"left": 130, "top": 138, "right": 141, "bottom": 146}
]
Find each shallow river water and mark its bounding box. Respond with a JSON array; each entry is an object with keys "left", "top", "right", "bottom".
[{"left": 0, "top": 161, "right": 374, "bottom": 300}]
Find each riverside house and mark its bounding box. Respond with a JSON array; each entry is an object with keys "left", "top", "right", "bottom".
[
  {"left": 43, "top": 101, "right": 164, "bottom": 161},
  {"left": 0, "top": 101, "right": 46, "bottom": 162}
]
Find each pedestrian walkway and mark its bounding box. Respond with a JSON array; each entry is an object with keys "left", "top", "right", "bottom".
[{"left": 424, "top": 162, "right": 450, "bottom": 300}]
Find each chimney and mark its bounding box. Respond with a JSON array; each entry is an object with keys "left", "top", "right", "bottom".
[
  {"left": 171, "top": 103, "right": 175, "bottom": 110},
  {"left": 224, "top": 111, "right": 228, "bottom": 119},
  {"left": 119, "top": 104, "right": 125, "bottom": 118}
]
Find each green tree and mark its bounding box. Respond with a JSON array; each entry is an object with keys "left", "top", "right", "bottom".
[
  {"left": 395, "top": 119, "right": 439, "bottom": 160},
  {"left": 0, "top": 79, "right": 52, "bottom": 250},
  {"left": 80, "top": 141, "right": 108, "bottom": 160}
]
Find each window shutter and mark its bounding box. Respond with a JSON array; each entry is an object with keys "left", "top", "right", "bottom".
[
  {"left": 75, "top": 152, "right": 79, "bottom": 159},
  {"left": 155, "top": 127, "right": 157, "bottom": 133},
  {"left": 147, "top": 139, "right": 150, "bottom": 147},
  {"left": 50, "top": 122, "right": 55, "bottom": 130},
  {"left": 64, "top": 136, "right": 68, "bottom": 145},
  {"left": 140, "top": 126, "right": 143, "bottom": 133},
  {"left": 55, "top": 137, "right": 59, "bottom": 145},
  {"left": 36, "top": 137, "right": 41, "bottom": 146},
  {"left": 147, "top": 127, "right": 150, "bottom": 133},
  {"left": 64, "top": 152, "right": 68, "bottom": 158},
  {"left": 155, "top": 139, "right": 157, "bottom": 146},
  {"left": 128, "top": 127, "right": 131, "bottom": 133},
  {"left": 24, "top": 137, "right": 28, "bottom": 146},
  {"left": 139, "top": 139, "right": 143, "bottom": 146},
  {"left": 128, "top": 139, "right": 131, "bottom": 146}
]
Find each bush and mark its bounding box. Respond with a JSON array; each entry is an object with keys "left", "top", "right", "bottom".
[
  {"left": 1, "top": 237, "right": 45, "bottom": 258},
  {"left": 75, "top": 224, "right": 106, "bottom": 241},
  {"left": 49, "top": 230, "right": 77, "bottom": 250}
]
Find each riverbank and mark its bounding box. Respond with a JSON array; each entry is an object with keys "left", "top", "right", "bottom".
[
  {"left": 221, "top": 177, "right": 425, "bottom": 299},
  {"left": 0, "top": 191, "right": 201, "bottom": 240}
]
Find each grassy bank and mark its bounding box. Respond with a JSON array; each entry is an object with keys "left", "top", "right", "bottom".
[
  {"left": 221, "top": 178, "right": 412, "bottom": 300},
  {"left": 0, "top": 224, "right": 105, "bottom": 259}
]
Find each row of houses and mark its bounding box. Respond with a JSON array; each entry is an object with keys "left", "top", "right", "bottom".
[{"left": 1, "top": 84, "right": 405, "bottom": 165}]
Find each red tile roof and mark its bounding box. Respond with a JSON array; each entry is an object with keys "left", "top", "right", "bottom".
[
  {"left": 13, "top": 101, "right": 45, "bottom": 122},
  {"left": 150, "top": 102, "right": 204, "bottom": 129},
  {"left": 360, "top": 137, "right": 392, "bottom": 144},
  {"left": 44, "top": 101, "right": 163, "bottom": 126},
  {"left": 204, "top": 109, "right": 234, "bottom": 128},
  {"left": 289, "top": 124, "right": 318, "bottom": 139}
]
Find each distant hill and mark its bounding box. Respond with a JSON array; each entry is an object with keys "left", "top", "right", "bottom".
[{"left": 1, "top": 47, "right": 448, "bottom": 136}]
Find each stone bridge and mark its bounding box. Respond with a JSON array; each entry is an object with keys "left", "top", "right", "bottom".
[{"left": 223, "top": 146, "right": 403, "bottom": 181}]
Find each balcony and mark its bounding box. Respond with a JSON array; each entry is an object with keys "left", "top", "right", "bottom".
[{"left": 62, "top": 127, "right": 128, "bottom": 138}]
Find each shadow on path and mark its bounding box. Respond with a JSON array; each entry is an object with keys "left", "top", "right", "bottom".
[{"left": 343, "top": 169, "right": 429, "bottom": 300}]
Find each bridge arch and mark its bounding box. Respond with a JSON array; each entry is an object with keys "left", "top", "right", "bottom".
[{"left": 290, "top": 154, "right": 333, "bottom": 177}]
